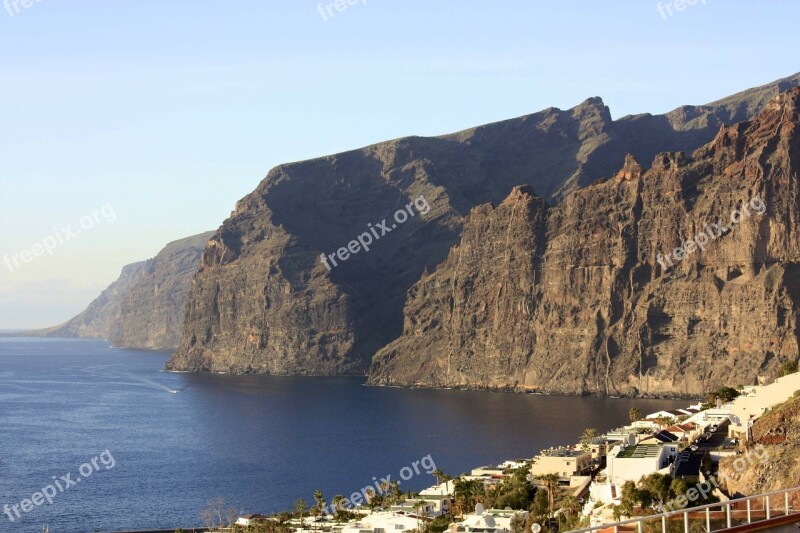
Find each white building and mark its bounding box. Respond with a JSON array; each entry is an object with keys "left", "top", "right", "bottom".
[
  {"left": 391, "top": 496, "right": 451, "bottom": 518},
  {"left": 420, "top": 480, "right": 455, "bottom": 497},
  {"left": 606, "top": 443, "right": 678, "bottom": 486},
  {"left": 235, "top": 514, "right": 270, "bottom": 527},
  {"left": 449, "top": 505, "right": 529, "bottom": 533},
  {"left": 530, "top": 448, "right": 592, "bottom": 479},
  {"left": 340, "top": 512, "right": 419, "bottom": 533}
]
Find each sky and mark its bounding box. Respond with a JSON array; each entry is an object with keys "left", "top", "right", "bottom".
[{"left": 0, "top": 0, "right": 798, "bottom": 329}]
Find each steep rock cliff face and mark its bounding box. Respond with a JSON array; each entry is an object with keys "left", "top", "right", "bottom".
[
  {"left": 168, "top": 74, "right": 800, "bottom": 376},
  {"left": 368, "top": 89, "right": 800, "bottom": 396},
  {"left": 28, "top": 232, "right": 212, "bottom": 350}
]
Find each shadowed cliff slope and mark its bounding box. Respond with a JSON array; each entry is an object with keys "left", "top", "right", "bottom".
[{"left": 167, "top": 74, "right": 800, "bottom": 377}]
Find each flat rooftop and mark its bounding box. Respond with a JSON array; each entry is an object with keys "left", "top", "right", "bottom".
[
  {"left": 615, "top": 445, "right": 663, "bottom": 459},
  {"left": 540, "top": 449, "right": 588, "bottom": 458}
]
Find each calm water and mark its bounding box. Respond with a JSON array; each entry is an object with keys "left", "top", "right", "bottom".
[{"left": 0, "top": 338, "right": 685, "bottom": 532}]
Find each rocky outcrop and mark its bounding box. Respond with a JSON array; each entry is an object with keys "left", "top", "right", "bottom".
[
  {"left": 167, "top": 73, "right": 800, "bottom": 377},
  {"left": 26, "top": 232, "right": 213, "bottom": 350},
  {"left": 368, "top": 89, "right": 800, "bottom": 396},
  {"left": 719, "top": 393, "right": 800, "bottom": 495}
]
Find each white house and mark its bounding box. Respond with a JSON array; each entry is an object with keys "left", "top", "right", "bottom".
[
  {"left": 588, "top": 443, "right": 679, "bottom": 505},
  {"left": 449, "top": 505, "right": 529, "bottom": 533},
  {"left": 391, "top": 495, "right": 451, "bottom": 517},
  {"left": 644, "top": 409, "right": 687, "bottom": 421},
  {"left": 236, "top": 514, "right": 270, "bottom": 527},
  {"left": 420, "top": 480, "right": 455, "bottom": 497},
  {"left": 606, "top": 443, "right": 678, "bottom": 486},
  {"left": 340, "top": 511, "right": 419, "bottom": 533}
]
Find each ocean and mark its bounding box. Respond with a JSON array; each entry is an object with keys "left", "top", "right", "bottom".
[{"left": 0, "top": 338, "right": 685, "bottom": 532}]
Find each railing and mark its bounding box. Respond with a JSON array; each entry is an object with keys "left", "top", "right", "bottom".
[{"left": 568, "top": 486, "right": 800, "bottom": 533}]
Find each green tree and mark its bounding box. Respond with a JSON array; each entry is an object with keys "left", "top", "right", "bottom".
[
  {"left": 414, "top": 500, "right": 427, "bottom": 533},
  {"left": 433, "top": 468, "right": 451, "bottom": 485},
  {"left": 629, "top": 407, "right": 641, "bottom": 424},
  {"left": 332, "top": 494, "right": 349, "bottom": 522},
  {"left": 613, "top": 481, "right": 640, "bottom": 520},
  {"left": 294, "top": 498, "right": 307, "bottom": 527},
  {"left": 389, "top": 480, "right": 402, "bottom": 504},
  {"left": 312, "top": 490, "right": 325, "bottom": 531},
  {"left": 510, "top": 512, "right": 526, "bottom": 533},
  {"left": 453, "top": 478, "right": 485, "bottom": 516},
  {"left": 530, "top": 490, "right": 549, "bottom": 523},
  {"left": 704, "top": 386, "right": 741, "bottom": 408},
  {"left": 536, "top": 474, "right": 560, "bottom": 518},
  {"left": 580, "top": 428, "right": 599, "bottom": 444},
  {"left": 639, "top": 473, "right": 671, "bottom": 508},
  {"left": 489, "top": 466, "right": 536, "bottom": 510},
  {"left": 561, "top": 495, "right": 581, "bottom": 518}
]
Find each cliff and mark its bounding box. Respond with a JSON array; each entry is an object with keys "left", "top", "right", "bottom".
[
  {"left": 719, "top": 392, "right": 800, "bottom": 495},
  {"left": 368, "top": 88, "right": 800, "bottom": 396},
  {"left": 26, "top": 232, "right": 213, "bottom": 350},
  {"left": 167, "top": 73, "right": 800, "bottom": 377}
]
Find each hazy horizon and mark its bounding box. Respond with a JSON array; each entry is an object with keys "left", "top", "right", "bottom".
[{"left": 2, "top": 0, "right": 800, "bottom": 329}]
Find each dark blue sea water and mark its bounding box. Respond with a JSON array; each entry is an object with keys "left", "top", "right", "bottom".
[{"left": 0, "top": 338, "right": 685, "bottom": 532}]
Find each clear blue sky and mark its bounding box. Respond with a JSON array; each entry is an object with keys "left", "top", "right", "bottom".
[{"left": 1, "top": 0, "right": 798, "bottom": 329}]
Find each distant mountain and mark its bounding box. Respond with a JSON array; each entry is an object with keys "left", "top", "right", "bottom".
[
  {"left": 22, "top": 232, "right": 213, "bottom": 350},
  {"left": 369, "top": 88, "right": 800, "bottom": 396},
  {"left": 166, "top": 73, "right": 800, "bottom": 379}
]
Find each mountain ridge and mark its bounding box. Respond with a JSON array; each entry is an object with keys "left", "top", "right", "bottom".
[{"left": 166, "top": 73, "right": 800, "bottom": 383}]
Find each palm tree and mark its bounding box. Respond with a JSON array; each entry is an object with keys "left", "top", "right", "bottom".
[
  {"left": 312, "top": 490, "right": 325, "bottom": 531},
  {"left": 537, "top": 474, "right": 560, "bottom": 518},
  {"left": 561, "top": 495, "right": 582, "bottom": 519},
  {"left": 389, "top": 480, "right": 402, "bottom": 504},
  {"left": 433, "top": 468, "right": 451, "bottom": 485},
  {"left": 414, "top": 500, "right": 427, "bottom": 533},
  {"left": 654, "top": 415, "right": 674, "bottom": 428},
  {"left": 579, "top": 428, "right": 599, "bottom": 450},
  {"left": 453, "top": 478, "right": 471, "bottom": 517},
  {"left": 629, "top": 407, "right": 641, "bottom": 424},
  {"left": 332, "top": 494, "right": 346, "bottom": 522},
  {"left": 295, "top": 498, "right": 307, "bottom": 527}
]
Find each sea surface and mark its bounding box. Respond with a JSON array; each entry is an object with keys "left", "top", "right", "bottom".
[{"left": 0, "top": 338, "right": 686, "bottom": 532}]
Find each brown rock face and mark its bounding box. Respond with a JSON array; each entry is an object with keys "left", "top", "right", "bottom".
[
  {"left": 26, "top": 232, "right": 213, "bottom": 351},
  {"left": 168, "top": 74, "right": 800, "bottom": 377},
  {"left": 719, "top": 394, "right": 800, "bottom": 495},
  {"left": 368, "top": 89, "right": 800, "bottom": 396}
]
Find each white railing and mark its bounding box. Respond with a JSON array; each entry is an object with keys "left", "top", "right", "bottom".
[{"left": 569, "top": 486, "right": 800, "bottom": 533}]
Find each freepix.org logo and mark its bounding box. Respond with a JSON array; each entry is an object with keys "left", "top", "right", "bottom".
[
  {"left": 3, "top": 450, "right": 116, "bottom": 523},
  {"left": 3, "top": 0, "right": 53, "bottom": 18},
  {"left": 320, "top": 195, "right": 431, "bottom": 271}
]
